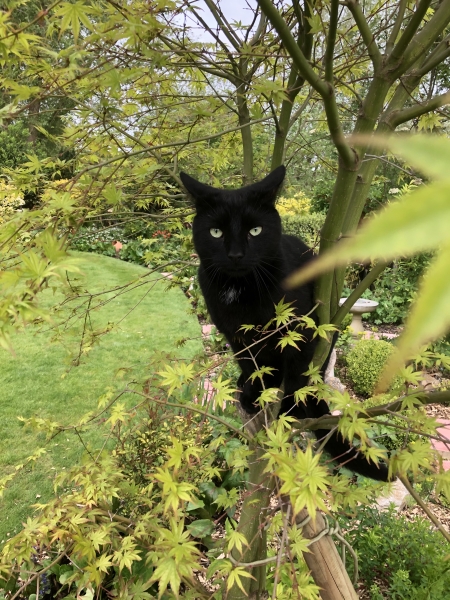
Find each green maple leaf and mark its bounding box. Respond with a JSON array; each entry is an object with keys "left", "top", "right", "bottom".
[
  {"left": 226, "top": 566, "right": 255, "bottom": 593},
  {"left": 149, "top": 556, "right": 181, "bottom": 598},
  {"left": 56, "top": 1, "right": 96, "bottom": 41}
]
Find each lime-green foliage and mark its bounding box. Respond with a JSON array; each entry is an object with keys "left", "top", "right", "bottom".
[
  {"left": 116, "top": 412, "right": 213, "bottom": 489},
  {"left": 281, "top": 213, "right": 325, "bottom": 249},
  {"left": 115, "top": 406, "right": 247, "bottom": 521},
  {"left": 276, "top": 191, "right": 312, "bottom": 216},
  {"left": 346, "top": 339, "right": 397, "bottom": 397},
  {"left": 0, "top": 252, "right": 202, "bottom": 543},
  {"left": 0, "top": 183, "right": 24, "bottom": 225},
  {"left": 339, "top": 505, "right": 450, "bottom": 599}
]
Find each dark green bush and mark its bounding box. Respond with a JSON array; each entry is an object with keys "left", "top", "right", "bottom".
[
  {"left": 362, "top": 394, "right": 420, "bottom": 452},
  {"left": 70, "top": 223, "right": 194, "bottom": 267},
  {"left": 346, "top": 339, "right": 398, "bottom": 397},
  {"left": 344, "top": 254, "right": 432, "bottom": 325},
  {"left": 339, "top": 505, "right": 450, "bottom": 599},
  {"left": 281, "top": 213, "right": 325, "bottom": 249},
  {"left": 70, "top": 225, "right": 121, "bottom": 256}
]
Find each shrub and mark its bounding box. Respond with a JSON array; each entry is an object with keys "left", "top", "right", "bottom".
[
  {"left": 276, "top": 191, "right": 312, "bottom": 215},
  {"left": 281, "top": 212, "right": 326, "bottom": 249},
  {"left": 344, "top": 254, "right": 432, "bottom": 325},
  {"left": 339, "top": 505, "right": 450, "bottom": 599},
  {"left": 113, "top": 404, "right": 248, "bottom": 520},
  {"left": 362, "top": 394, "right": 420, "bottom": 453},
  {"left": 346, "top": 339, "right": 397, "bottom": 397},
  {"left": 70, "top": 223, "right": 194, "bottom": 268},
  {"left": 0, "top": 182, "right": 24, "bottom": 224}
]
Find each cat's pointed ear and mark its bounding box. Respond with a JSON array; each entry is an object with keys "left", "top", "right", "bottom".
[
  {"left": 180, "top": 172, "right": 218, "bottom": 209},
  {"left": 248, "top": 165, "right": 286, "bottom": 205}
]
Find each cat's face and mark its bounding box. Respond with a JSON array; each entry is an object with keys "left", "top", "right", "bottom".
[{"left": 181, "top": 167, "right": 285, "bottom": 277}]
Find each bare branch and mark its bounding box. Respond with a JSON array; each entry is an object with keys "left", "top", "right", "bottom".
[
  {"left": 249, "top": 9, "right": 267, "bottom": 46},
  {"left": 325, "top": 0, "right": 340, "bottom": 82},
  {"left": 189, "top": 5, "right": 239, "bottom": 69},
  {"left": 389, "top": 0, "right": 450, "bottom": 79},
  {"left": 388, "top": 0, "right": 433, "bottom": 64},
  {"left": 386, "top": 91, "right": 450, "bottom": 128},
  {"left": 257, "top": 0, "right": 356, "bottom": 169},
  {"left": 331, "top": 261, "right": 389, "bottom": 327},
  {"left": 203, "top": 0, "right": 243, "bottom": 51},
  {"left": 400, "top": 475, "right": 450, "bottom": 544},
  {"left": 414, "top": 38, "right": 450, "bottom": 78},
  {"left": 386, "top": 0, "right": 407, "bottom": 54},
  {"left": 344, "top": 0, "right": 382, "bottom": 71}
]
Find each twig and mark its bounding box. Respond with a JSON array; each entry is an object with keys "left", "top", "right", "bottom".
[
  {"left": 130, "top": 389, "right": 254, "bottom": 443},
  {"left": 400, "top": 474, "right": 450, "bottom": 543},
  {"left": 9, "top": 548, "right": 70, "bottom": 600}
]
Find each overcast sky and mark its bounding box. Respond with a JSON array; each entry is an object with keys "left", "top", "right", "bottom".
[{"left": 183, "top": 1, "right": 258, "bottom": 42}]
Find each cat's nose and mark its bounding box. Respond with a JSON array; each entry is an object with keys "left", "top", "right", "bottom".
[{"left": 228, "top": 251, "right": 243, "bottom": 262}]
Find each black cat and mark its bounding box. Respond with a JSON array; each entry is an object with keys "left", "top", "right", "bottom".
[{"left": 180, "top": 166, "right": 390, "bottom": 482}]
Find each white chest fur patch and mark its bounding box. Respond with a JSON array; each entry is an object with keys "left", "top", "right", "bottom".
[{"left": 220, "top": 286, "right": 241, "bottom": 304}]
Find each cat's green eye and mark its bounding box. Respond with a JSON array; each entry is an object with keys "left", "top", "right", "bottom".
[
  {"left": 210, "top": 228, "right": 223, "bottom": 238},
  {"left": 249, "top": 226, "right": 262, "bottom": 237}
]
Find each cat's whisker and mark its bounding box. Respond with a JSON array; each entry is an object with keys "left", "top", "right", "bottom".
[
  {"left": 252, "top": 269, "right": 264, "bottom": 306},
  {"left": 254, "top": 267, "right": 273, "bottom": 302},
  {"left": 259, "top": 259, "right": 285, "bottom": 274},
  {"left": 256, "top": 264, "right": 280, "bottom": 288}
]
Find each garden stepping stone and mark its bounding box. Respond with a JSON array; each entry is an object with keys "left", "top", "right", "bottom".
[
  {"left": 431, "top": 419, "right": 450, "bottom": 462},
  {"left": 376, "top": 479, "right": 410, "bottom": 511},
  {"left": 377, "top": 419, "right": 450, "bottom": 511}
]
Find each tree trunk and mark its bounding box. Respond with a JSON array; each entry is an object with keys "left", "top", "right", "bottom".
[
  {"left": 296, "top": 508, "right": 358, "bottom": 600},
  {"left": 226, "top": 408, "right": 358, "bottom": 600},
  {"left": 226, "top": 412, "right": 273, "bottom": 600}
]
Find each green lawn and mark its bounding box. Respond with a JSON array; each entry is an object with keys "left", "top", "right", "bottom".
[{"left": 0, "top": 252, "right": 202, "bottom": 543}]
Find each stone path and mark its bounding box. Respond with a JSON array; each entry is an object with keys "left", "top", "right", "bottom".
[
  {"left": 432, "top": 419, "right": 450, "bottom": 470},
  {"left": 377, "top": 420, "right": 450, "bottom": 511}
]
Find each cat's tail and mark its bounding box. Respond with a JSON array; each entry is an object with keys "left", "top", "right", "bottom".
[
  {"left": 315, "top": 428, "right": 392, "bottom": 482},
  {"left": 317, "top": 334, "right": 392, "bottom": 482}
]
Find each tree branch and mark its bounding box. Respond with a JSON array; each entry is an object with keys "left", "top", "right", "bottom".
[
  {"left": 291, "top": 390, "right": 450, "bottom": 435},
  {"left": 331, "top": 261, "right": 389, "bottom": 327},
  {"left": 324, "top": 0, "right": 339, "bottom": 83},
  {"left": 389, "top": 0, "right": 450, "bottom": 79},
  {"left": 189, "top": 5, "right": 239, "bottom": 69},
  {"left": 158, "top": 33, "right": 239, "bottom": 85},
  {"left": 388, "top": 0, "right": 433, "bottom": 65},
  {"left": 400, "top": 475, "right": 450, "bottom": 544},
  {"left": 414, "top": 40, "right": 450, "bottom": 79},
  {"left": 386, "top": 0, "right": 408, "bottom": 54},
  {"left": 386, "top": 91, "right": 450, "bottom": 128},
  {"left": 73, "top": 116, "right": 273, "bottom": 180},
  {"left": 257, "top": 0, "right": 328, "bottom": 96},
  {"left": 203, "top": 0, "right": 243, "bottom": 52},
  {"left": 344, "top": 0, "right": 382, "bottom": 71},
  {"left": 257, "top": 0, "right": 356, "bottom": 169},
  {"left": 249, "top": 10, "right": 267, "bottom": 46}
]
